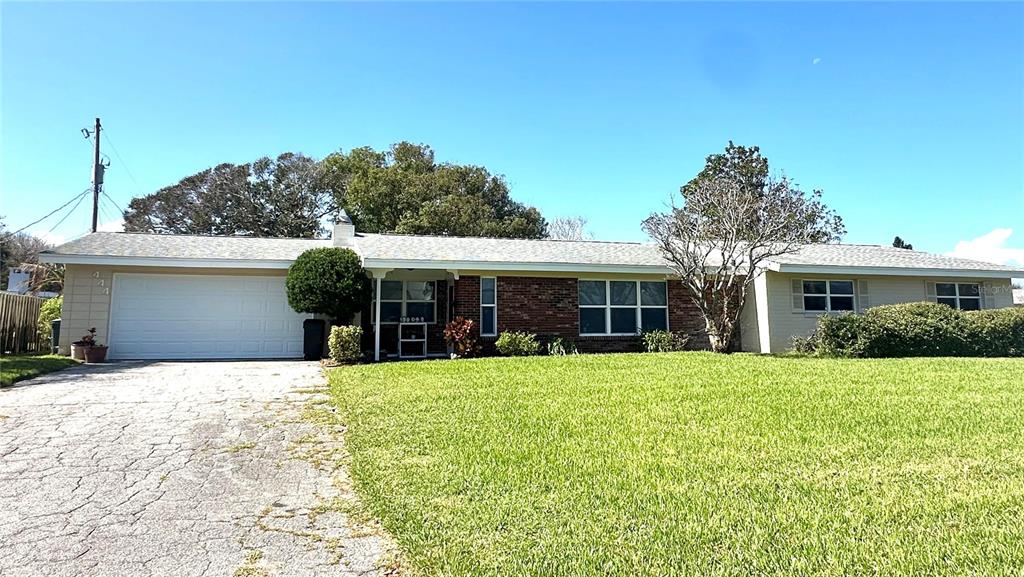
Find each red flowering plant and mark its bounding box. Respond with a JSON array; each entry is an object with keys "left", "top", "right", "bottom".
[{"left": 443, "top": 316, "right": 479, "bottom": 358}]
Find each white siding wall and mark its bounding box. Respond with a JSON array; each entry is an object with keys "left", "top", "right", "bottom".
[{"left": 752, "top": 272, "right": 1016, "bottom": 354}]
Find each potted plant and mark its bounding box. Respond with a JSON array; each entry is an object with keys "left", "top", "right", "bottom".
[
  {"left": 74, "top": 328, "right": 109, "bottom": 364},
  {"left": 70, "top": 327, "right": 96, "bottom": 361}
]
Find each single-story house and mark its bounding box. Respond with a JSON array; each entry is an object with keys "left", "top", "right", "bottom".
[{"left": 40, "top": 221, "right": 1024, "bottom": 360}]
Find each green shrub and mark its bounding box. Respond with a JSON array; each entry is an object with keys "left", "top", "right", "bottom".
[
  {"left": 815, "top": 313, "right": 864, "bottom": 357},
  {"left": 328, "top": 325, "right": 363, "bottom": 363},
  {"left": 546, "top": 337, "right": 578, "bottom": 356},
  {"left": 856, "top": 302, "right": 969, "bottom": 358},
  {"left": 791, "top": 331, "right": 818, "bottom": 355},
  {"left": 963, "top": 308, "right": 1024, "bottom": 357},
  {"left": 286, "top": 248, "right": 372, "bottom": 323},
  {"left": 642, "top": 330, "right": 689, "bottom": 353},
  {"left": 37, "top": 296, "right": 63, "bottom": 349},
  {"left": 810, "top": 302, "right": 1024, "bottom": 358},
  {"left": 495, "top": 331, "right": 540, "bottom": 356}
]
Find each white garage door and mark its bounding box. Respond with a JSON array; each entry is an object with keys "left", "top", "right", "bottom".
[{"left": 109, "top": 274, "right": 309, "bottom": 360}]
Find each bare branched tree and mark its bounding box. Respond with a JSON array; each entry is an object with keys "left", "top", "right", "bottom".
[
  {"left": 547, "top": 216, "right": 591, "bottom": 241},
  {"left": 643, "top": 176, "right": 845, "bottom": 352}
]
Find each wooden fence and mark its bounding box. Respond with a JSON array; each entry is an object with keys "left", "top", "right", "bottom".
[{"left": 1, "top": 293, "right": 45, "bottom": 355}]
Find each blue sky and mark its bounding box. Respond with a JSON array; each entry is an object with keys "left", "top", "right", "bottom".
[{"left": 2, "top": 2, "right": 1022, "bottom": 264}]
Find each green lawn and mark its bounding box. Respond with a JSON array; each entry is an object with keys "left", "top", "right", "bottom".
[
  {"left": 328, "top": 353, "right": 1024, "bottom": 576},
  {"left": 0, "top": 354, "right": 77, "bottom": 386}
]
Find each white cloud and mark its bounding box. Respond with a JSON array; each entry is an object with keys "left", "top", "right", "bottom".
[
  {"left": 947, "top": 228, "right": 1024, "bottom": 266},
  {"left": 97, "top": 219, "right": 124, "bottom": 232},
  {"left": 30, "top": 230, "right": 66, "bottom": 246},
  {"left": 812, "top": 57, "right": 821, "bottom": 65}
]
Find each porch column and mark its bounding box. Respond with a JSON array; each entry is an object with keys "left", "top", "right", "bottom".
[{"left": 368, "top": 268, "right": 392, "bottom": 362}]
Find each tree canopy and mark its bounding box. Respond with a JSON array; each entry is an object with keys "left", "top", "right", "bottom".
[
  {"left": 892, "top": 236, "right": 914, "bottom": 250},
  {"left": 643, "top": 142, "right": 845, "bottom": 352},
  {"left": 321, "top": 142, "right": 547, "bottom": 238},
  {"left": 123, "top": 153, "right": 336, "bottom": 238}
]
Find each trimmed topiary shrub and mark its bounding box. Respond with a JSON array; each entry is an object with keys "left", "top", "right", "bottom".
[
  {"left": 642, "top": 330, "right": 690, "bottom": 353},
  {"left": 328, "top": 325, "right": 363, "bottom": 363},
  {"left": 495, "top": 331, "right": 540, "bottom": 356},
  {"left": 286, "top": 248, "right": 372, "bottom": 323}
]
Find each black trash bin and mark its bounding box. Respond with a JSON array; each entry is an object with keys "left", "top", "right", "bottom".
[
  {"left": 303, "top": 319, "right": 326, "bottom": 361},
  {"left": 51, "top": 318, "right": 61, "bottom": 354}
]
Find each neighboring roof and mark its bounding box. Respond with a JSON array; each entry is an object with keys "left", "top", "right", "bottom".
[
  {"left": 39, "top": 231, "right": 1024, "bottom": 278},
  {"left": 1014, "top": 288, "right": 1024, "bottom": 306}
]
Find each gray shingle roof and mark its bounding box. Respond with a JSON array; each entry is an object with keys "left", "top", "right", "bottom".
[
  {"left": 44, "top": 232, "right": 330, "bottom": 261},
  {"left": 41, "top": 231, "right": 1024, "bottom": 276}
]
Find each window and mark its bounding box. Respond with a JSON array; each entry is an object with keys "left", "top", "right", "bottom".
[
  {"left": 936, "top": 282, "right": 981, "bottom": 310},
  {"left": 374, "top": 280, "right": 436, "bottom": 323},
  {"left": 480, "top": 277, "right": 497, "bottom": 336},
  {"left": 798, "top": 280, "right": 855, "bottom": 312},
  {"left": 579, "top": 280, "right": 668, "bottom": 335}
]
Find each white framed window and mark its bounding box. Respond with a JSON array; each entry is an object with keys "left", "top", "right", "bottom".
[
  {"left": 796, "top": 280, "right": 855, "bottom": 312},
  {"left": 935, "top": 282, "right": 981, "bottom": 310},
  {"left": 579, "top": 280, "right": 668, "bottom": 336},
  {"left": 480, "top": 277, "right": 497, "bottom": 336},
  {"left": 374, "top": 280, "right": 436, "bottom": 323}
]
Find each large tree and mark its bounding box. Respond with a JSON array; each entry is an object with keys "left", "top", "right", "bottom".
[
  {"left": 0, "top": 218, "right": 55, "bottom": 290},
  {"left": 321, "top": 142, "right": 547, "bottom": 238},
  {"left": 643, "top": 143, "right": 845, "bottom": 353},
  {"left": 123, "top": 153, "right": 336, "bottom": 237}
]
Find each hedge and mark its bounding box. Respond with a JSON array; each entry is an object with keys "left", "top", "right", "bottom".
[{"left": 806, "top": 302, "right": 1024, "bottom": 358}]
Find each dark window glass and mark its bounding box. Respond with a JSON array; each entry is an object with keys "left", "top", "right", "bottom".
[
  {"left": 405, "top": 302, "right": 435, "bottom": 323},
  {"left": 830, "top": 296, "right": 855, "bottom": 311},
  {"left": 959, "top": 298, "right": 981, "bottom": 311},
  {"left": 830, "top": 281, "right": 854, "bottom": 295},
  {"left": 609, "top": 281, "right": 637, "bottom": 305},
  {"left": 937, "top": 297, "right": 957, "bottom": 308},
  {"left": 380, "top": 302, "right": 402, "bottom": 323},
  {"left": 481, "top": 278, "right": 496, "bottom": 305},
  {"left": 580, "top": 308, "right": 606, "bottom": 334},
  {"left": 640, "top": 282, "right": 667, "bottom": 306},
  {"left": 803, "top": 280, "right": 827, "bottom": 295},
  {"left": 958, "top": 284, "right": 980, "bottom": 297},
  {"left": 380, "top": 280, "right": 403, "bottom": 301},
  {"left": 610, "top": 308, "right": 636, "bottom": 334},
  {"left": 481, "top": 307, "right": 496, "bottom": 335},
  {"left": 400, "top": 324, "right": 426, "bottom": 340},
  {"left": 936, "top": 283, "right": 957, "bottom": 297},
  {"left": 804, "top": 296, "right": 828, "bottom": 311},
  {"left": 579, "top": 281, "right": 606, "bottom": 306},
  {"left": 640, "top": 308, "right": 668, "bottom": 332}
]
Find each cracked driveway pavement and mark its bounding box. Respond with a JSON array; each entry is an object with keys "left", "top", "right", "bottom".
[{"left": 0, "top": 361, "right": 389, "bottom": 577}]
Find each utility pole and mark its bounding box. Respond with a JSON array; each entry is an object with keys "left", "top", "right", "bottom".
[{"left": 90, "top": 117, "right": 102, "bottom": 233}]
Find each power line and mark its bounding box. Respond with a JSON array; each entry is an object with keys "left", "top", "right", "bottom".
[
  {"left": 102, "top": 191, "right": 126, "bottom": 216},
  {"left": 48, "top": 190, "right": 91, "bottom": 233},
  {"left": 102, "top": 128, "right": 143, "bottom": 199},
  {"left": 3, "top": 188, "right": 92, "bottom": 238}
]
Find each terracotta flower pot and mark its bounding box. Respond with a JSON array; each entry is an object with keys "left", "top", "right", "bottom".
[
  {"left": 83, "top": 345, "right": 108, "bottom": 364},
  {"left": 71, "top": 343, "right": 87, "bottom": 361}
]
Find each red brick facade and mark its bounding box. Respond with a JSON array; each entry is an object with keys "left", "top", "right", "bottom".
[{"left": 451, "top": 275, "right": 719, "bottom": 353}]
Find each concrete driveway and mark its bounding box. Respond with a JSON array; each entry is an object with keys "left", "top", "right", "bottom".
[{"left": 0, "top": 361, "right": 390, "bottom": 577}]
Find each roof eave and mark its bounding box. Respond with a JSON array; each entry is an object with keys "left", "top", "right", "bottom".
[{"left": 774, "top": 263, "right": 1024, "bottom": 278}]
